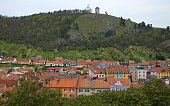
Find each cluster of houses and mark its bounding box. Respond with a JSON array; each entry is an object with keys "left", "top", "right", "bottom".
[{"left": 0, "top": 57, "right": 170, "bottom": 98}]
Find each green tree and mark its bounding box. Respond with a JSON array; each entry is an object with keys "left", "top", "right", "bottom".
[
  {"left": 1, "top": 80, "right": 63, "bottom": 106},
  {"left": 142, "top": 80, "right": 170, "bottom": 106}
]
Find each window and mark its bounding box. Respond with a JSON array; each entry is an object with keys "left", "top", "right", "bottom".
[
  {"left": 79, "top": 89, "right": 83, "bottom": 92},
  {"left": 70, "top": 94, "right": 74, "bottom": 98},
  {"left": 70, "top": 89, "right": 74, "bottom": 92},
  {"left": 64, "top": 89, "right": 67, "bottom": 92},
  {"left": 85, "top": 89, "right": 89, "bottom": 92},
  {"left": 64, "top": 94, "right": 67, "bottom": 97},
  {"left": 97, "top": 90, "right": 102, "bottom": 93}
]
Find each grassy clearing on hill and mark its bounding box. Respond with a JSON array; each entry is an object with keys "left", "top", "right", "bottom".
[
  {"left": 68, "top": 14, "right": 137, "bottom": 35},
  {"left": 0, "top": 41, "right": 53, "bottom": 59}
]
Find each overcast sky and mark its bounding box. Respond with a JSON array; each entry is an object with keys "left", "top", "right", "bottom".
[{"left": 0, "top": 0, "right": 169, "bottom": 28}]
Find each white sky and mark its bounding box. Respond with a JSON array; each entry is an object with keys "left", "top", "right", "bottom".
[{"left": 0, "top": 0, "right": 169, "bottom": 28}]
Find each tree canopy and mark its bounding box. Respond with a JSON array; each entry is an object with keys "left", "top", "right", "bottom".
[{"left": 1, "top": 79, "right": 170, "bottom": 106}]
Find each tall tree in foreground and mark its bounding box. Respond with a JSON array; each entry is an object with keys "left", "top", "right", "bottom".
[
  {"left": 1, "top": 80, "right": 64, "bottom": 106},
  {"left": 142, "top": 80, "right": 170, "bottom": 106}
]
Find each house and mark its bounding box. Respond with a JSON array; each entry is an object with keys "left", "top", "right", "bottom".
[
  {"left": 146, "top": 68, "right": 158, "bottom": 80},
  {"left": 89, "top": 65, "right": 106, "bottom": 79},
  {"left": 38, "top": 72, "right": 58, "bottom": 84},
  {"left": 157, "top": 68, "right": 170, "bottom": 79},
  {"left": 8, "top": 66, "right": 35, "bottom": 80},
  {"left": 33, "top": 59, "right": 46, "bottom": 65},
  {"left": 46, "top": 78, "right": 78, "bottom": 98},
  {"left": 137, "top": 65, "right": 153, "bottom": 69},
  {"left": 45, "top": 61, "right": 63, "bottom": 66},
  {"left": 1, "top": 57, "right": 17, "bottom": 64},
  {"left": 137, "top": 69, "right": 147, "bottom": 79},
  {"left": 157, "top": 60, "right": 170, "bottom": 67},
  {"left": 77, "top": 59, "right": 87, "bottom": 68},
  {"left": 0, "top": 78, "right": 19, "bottom": 88},
  {"left": 137, "top": 79, "right": 149, "bottom": 84},
  {"left": 63, "top": 59, "right": 77, "bottom": 67},
  {"left": 129, "top": 68, "right": 138, "bottom": 84},
  {"left": 0, "top": 78, "right": 19, "bottom": 95},
  {"left": 128, "top": 61, "right": 139, "bottom": 68},
  {"left": 58, "top": 67, "right": 77, "bottom": 75},
  {"left": 17, "top": 58, "right": 31, "bottom": 65},
  {"left": 108, "top": 78, "right": 131, "bottom": 91},
  {"left": 86, "top": 59, "right": 92, "bottom": 66},
  {"left": 77, "top": 79, "right": 110, "bottom": 96},
  {"left": 0, "top": 67, "right": 8, "bottom": 78},
  {"left": 107, "top": 67, "right": 130, "bottom": 79},
  {"left": 162, "top": 79, "right": 170, "bottom": 85}
]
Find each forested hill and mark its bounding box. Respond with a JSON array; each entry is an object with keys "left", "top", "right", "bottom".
[{"left": 0, "top": 10, "right": 170, "bottom": 61}]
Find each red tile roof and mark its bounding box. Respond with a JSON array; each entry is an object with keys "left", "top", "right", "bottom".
[
  {"left": 2, "top": 57, "right": 15, "bottom": 61},
  {"left": 46, "top": 61, "right": 63, "bottom": 64},
  {"left": 0, "top": 78, "right": 18, "bottom": 87},
  {"left": 33, "top": 59, "right": 46, "bottom": 63},
  {"left": 0, "top": 71, "right": 6, "bottom": 76},
  {"left": 0, "top": 67, "right": 8, "bottom": 73},
  {"left": 77, "top": 59, "right": 86, "bottom": 65},
  {"left": 38, "top": 72, "right": 58, "bottom": 81},
  {"left": 17, "top": 58, "right": 31, "bottom": 62},
  {"left": 55, "top": 57, "right": 64, "bottom": 60},
  {"left": 0, "top": 87, "right": 14, "bottom": 92},
  {"left": 130, "top": 84, "right": 144, "bottom": 88}
]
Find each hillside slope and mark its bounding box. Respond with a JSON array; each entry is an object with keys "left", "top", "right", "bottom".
[{"left": 0, "top": 11, "right": 170, "bottom": 61}]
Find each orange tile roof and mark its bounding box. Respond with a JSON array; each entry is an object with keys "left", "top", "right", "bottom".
[
  {"left": 107, "top": 78, "right": 131, "bottom": 86},
  {"left": 46, "top": 78, "right": 110, "bottom": 89},
  {"left": 78, "top": 79, "right": 110, "bottom": 88},
  {"left": 46, "top": 78, "right": 78, "bottom": 88}
]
